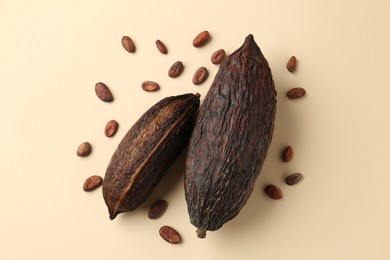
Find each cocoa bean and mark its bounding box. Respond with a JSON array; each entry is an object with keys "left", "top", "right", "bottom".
[
  {"left": 287, "top": 87, "right": 306, "bottom": 99},
  {"left": 95, "top": 82, "right": 114, "bottom": 102},
  {"left": 285, "top": 173, "right": 303, "bottom": 185},
  {"left": 155, "top": 40, "right": 168, "bottom": 54},
  {"left": 211, "top": 49, "right": 226, "bottom": 64},
  {"left": 286, "top": 56, "right": 297, "bottom": 72},
  {"left": 192, "top": 67, "right": 208, "bottom": 85},
  {"left": 148, "top": 200, "right": 168, "bottom": 219},
  {"left": 83, "top": 175, "right": 103, "bottom": 192},
  {"left": 121, "top": 36, "right": 136, "bottom": 53},
  {"left": 168, "top": 61, "right": 184, "bottom": 78},
  {"left": 141, "top": 81, "right": 160, "bottom": 92},
  {"left": 192, "top": 30, "right": 210, "bottom": 47},
  {"left": 264, "top": 184, "right": 283, "bottom": 200},
  {"left": 159, "top": 226, "right": 181, "bottom": 244},
  {"left": 77, "top": 142, "right": 92, "bottom": 157},
  {"left": 282, "top": 146, "right": 293, "bottom": 162},
  {"left": 104, "top": 120, "right": 119, "bottom": 137}
]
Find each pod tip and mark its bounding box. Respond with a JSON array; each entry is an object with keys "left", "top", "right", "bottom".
[{"left": 196, "top": 228, "right": 207, "bottom": 238}]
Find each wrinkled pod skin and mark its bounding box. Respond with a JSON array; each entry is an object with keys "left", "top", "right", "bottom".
[
  {"left": 103, "top": 93, "right": 200, "bottom": 220},
  {"left": 184, "top": 35, "right": 277, "bottom": 238}
]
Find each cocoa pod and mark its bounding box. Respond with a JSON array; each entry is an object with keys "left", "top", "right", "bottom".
[
  {"left": 185, "top": 34, "right": 277, "bottom": 238},
  {"left": 103, "top": 93, "right": 200, "bottom": 219}
]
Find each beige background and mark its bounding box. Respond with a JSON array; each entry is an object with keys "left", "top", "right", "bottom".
[{"left": 1, "top": 0, "right": 390, "bottom": 259}]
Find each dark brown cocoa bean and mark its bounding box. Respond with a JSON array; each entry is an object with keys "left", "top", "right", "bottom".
[
  {"left": 282, "top": 146, "right": 293, "bottom": 162},
  {"left": 211, "top": 49, "right": 226, "bottom": 64},
  {"left": 83, "top": 175, "right": 103, "bottom": 191},
  {"left": 286, "top": 56, "right": 297, "bottom": 73},
  {"left": 105, "top": 120, "right": 119, "bottom": 137},
  {"left": 77, "top": 142, "right": 92, "bottom": 157},
  {"left": 121, "top": 36, "right": 136, "bottom": 53},
  {"left": 192, "top": 30, "right": 210, "bottom": 47},
  {"left": 95, "top": 82, "right": 114, "bottom": 102},
  {"left": 264, "top": 184, "right": 283, "bottom": 200},
  {"left": 159, "top": 226, "right": 181, "bottom": 244},
  {"left": 168, "top": 61, "right": 184, "bottom": 78},
  {"left": 285, "top": 173, "right": 303, "bottom": 185},
  {"left": 141, "top": 81, "right": 160, "bottom": 92},
  {"left": 148, "top": 200, "right": 168, "bottom": 219},
  {"left": 155, "top": 40, "right": 168, "bottom": 54},
  {"left": 287, "top": 87, "right": 306, "bottom": 99},
  {"left": 192, "top": 67, "right": 208, "bottom": 85}
]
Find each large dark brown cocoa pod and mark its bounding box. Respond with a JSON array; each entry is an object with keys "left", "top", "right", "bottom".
[
  {"left": 184, "top": 35, "right": 277, "bottom": 238},
  {"left": 103, "top": 93, "right": 200, "bottom": 220}
]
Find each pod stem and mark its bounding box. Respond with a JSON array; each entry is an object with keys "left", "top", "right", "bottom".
[{"left": 196, "top": 228, "right": 207, "bottom": 239}]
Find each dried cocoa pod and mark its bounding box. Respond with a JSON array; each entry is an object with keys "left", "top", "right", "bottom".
[
  {"left": 103, "top": 93, "right": 200, "bottom": 219},
  {"left": 185, "top": 34, "right": 277, "bottom": 238}
]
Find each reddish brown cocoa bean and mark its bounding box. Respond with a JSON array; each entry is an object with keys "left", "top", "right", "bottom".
[
  {"left": 105, "top": 120, "right": 119, "bottom": 137},
  {"left": 148, "top": 200, "right": 168, "bottom": 219},
  {"left": 83, "top": 175, "right": 103, "bottom": 192},
  {"left": 264, "top": 184, "right": 283, "bottom": 200},
  {"left": 192, "top": 67, "right": 209, "bottom": 85},
  {"left": 159, "top": 226, "right": 181, "bottom": 244},
  {"left": 282, "top": 146, "right": 293, "bottom": 162},
  {"left": 95, "top": 82, "right": 114, "bottom": 102},
  {"left": 193, "top": 30, "right": 211, "bottom": 47},
  {"left": 286, "top": 56, "right": 297, "bottom": 73},
  {"left": 141, "top": 81, "right": 160, "bottom": 92},
  {"left": 287, "top": 87, "right": 306, "bottom": 99},
  {"left": 285, "top": 173, "right": 304, "bottom": 185},
  {"left": 77, "top": 142, "right": 92, "bottom": 157},
  {"left": 121, "top": 36, "right": 136, "bottom": 53},
  {"left": 211, "top": 49, "right": 226, "bottom": 64},
  {"left": 155, "top": 40, "right": 168, "bottom": 54},
  {"left": 168, "top": 61, "right": 184, "bottom": 78}
]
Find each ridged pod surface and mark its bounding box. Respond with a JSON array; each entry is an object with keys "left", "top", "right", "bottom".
[
  {"left": 185, "top": 35, "right": 277, "bottom": 238},
  {"left": 103, "top": 93, "right": 200, "bottom": 220}
]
